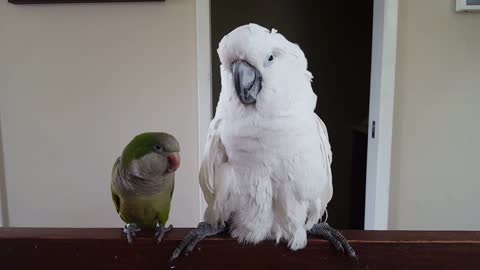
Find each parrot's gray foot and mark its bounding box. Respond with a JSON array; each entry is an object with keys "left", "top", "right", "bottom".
[
  {"left": 309, "top": 222, "right": 358, "bottom": 261},
  {"left": 169, "top": 222, "right": 226, "bottom": 262},
  {"left": 123, "top": 223, "right": 141, "bottom": 244},
  {"left": 155, "top": 223, "right": 173, "bottom": 244}
]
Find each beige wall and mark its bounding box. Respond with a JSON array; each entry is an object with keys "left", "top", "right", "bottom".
[
  {"left": 0, "top": 0, "right": 200, "bottom": 227},
  {"left": 389, "top": 0, "right": 480, "bottom": 230},
  {"left": 2, "top": 0, "right": 479, "bottom": 231}
]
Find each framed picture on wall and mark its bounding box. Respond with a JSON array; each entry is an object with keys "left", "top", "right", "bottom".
[
  {"left": 9, "top": 0, "right": 164, "bottom": 4},
  {"left": 456, "top": 0, "right": 480, "bottom": 11}
]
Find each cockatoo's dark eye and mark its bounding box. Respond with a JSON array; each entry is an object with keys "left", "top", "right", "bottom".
[
  {"left": 154, "top": 145, "right": 163, "bottom": 151},
  {"left": 268, "top": 55, "right": 274, "bottom": 61}
]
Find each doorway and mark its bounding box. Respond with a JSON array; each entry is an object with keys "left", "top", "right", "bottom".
[{"left": 210, "top": 0, "right": 373, "bottom": 229}]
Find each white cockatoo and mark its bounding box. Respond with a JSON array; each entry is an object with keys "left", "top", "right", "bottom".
[{"left": 171, "top": 23, "right": 356, "bottom": 261}]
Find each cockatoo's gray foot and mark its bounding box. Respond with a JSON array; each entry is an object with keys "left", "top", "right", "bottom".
[
  {"left": 155, "top": 223, "right": 173, "bottom": 244},
  {"left": 123, "top": 223, "right": 141, "bottom": 244},
  {"left": 169, "top": 222, "right": 226, "bottom": 262},
  {"left": 309, "top": 222, "right": 358, "bottom": 261}
]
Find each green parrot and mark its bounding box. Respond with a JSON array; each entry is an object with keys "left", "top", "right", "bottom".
[{"left": 111, "top": 132, "right": 180, "bottom": 244}]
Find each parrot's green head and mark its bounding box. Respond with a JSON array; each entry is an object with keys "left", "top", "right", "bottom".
[{"left": 120, "top": 132, "right": 180, "bottom": 179}]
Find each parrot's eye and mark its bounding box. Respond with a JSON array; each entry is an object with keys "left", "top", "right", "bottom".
[
  {"left": 154, "top": 145, "right": 163, "bottom": 151},
  {"left": 268, "top": 55, "right": 274, "bottom": 61}
]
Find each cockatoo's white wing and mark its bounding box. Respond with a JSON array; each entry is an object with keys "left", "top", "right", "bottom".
[
  {"left": 315, "top": 114, "right": 332, "bottom": 170},
  {"left": 199, "top": 117, "right": 236, "bottom": 224},
  {"left": 199, "top": 118, "right": 224, "bottom": 206},
  {"left": 314, "top": 113, "right": 333, "bottom": 216},
  {"left": 294, "top": 113, "right": 333, "bottom": 233}
]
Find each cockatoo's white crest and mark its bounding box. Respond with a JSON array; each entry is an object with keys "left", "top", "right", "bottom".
[
  {"left": 201, "top": 23, "right": 332, "bottom": 251},
  {"left": 216, "top": 23, "right": 315, "bottom": 117},
  {"left": 218, "top": 23, "right": 308, "bottom": 74}
]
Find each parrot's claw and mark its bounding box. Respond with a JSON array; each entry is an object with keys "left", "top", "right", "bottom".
[
  {"left": 123, "top": 224, "right": 141, "bottom": 245},
  {"left": 155, "top": 224, "right": 173, "bottom": 244},
  {"left": 169, "top": 222, "right": 226, "bottom": 263},
  {"left": 309, "top": 222, "right": 358, "bottom": 262}
]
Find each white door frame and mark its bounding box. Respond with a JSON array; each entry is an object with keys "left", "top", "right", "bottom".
[
  {"left": 196, "top": 0, "right": 212, "bottom": 219},
  {"left": 364, "top": 0, "right": 398, "bottom": 230},
  {"left": 195, "top": 0, "right": 398, "bottom": 230}
]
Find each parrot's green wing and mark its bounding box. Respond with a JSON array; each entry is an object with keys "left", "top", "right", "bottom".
[
  {"left": 111, "top": 157, "right": 121, "bottom": 214},
  {"left": 111, "top": 187, "right": 121, "bottom": 214}
]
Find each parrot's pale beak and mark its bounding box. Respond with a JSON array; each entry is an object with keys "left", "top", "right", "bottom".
[
  {"left": 166, "top": 152, "right": 180, "bottom": 174},
  {"left": 232, "top": 59, "right": 262, "bottom": 104}
]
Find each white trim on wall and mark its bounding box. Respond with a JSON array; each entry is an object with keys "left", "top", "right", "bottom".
[
  {"left": 364, "top": 0, "right": 398, "bottom": 230},
  {"left": 0, "top": 117, "right": 7, "bottom": 227},
  {"left": 196, "top": 0, "right": 212, "bottom": 220}
]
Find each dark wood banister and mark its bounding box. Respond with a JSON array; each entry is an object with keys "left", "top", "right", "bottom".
[{"left": 1, "top": 228, "right": 480, "bottom": 269}]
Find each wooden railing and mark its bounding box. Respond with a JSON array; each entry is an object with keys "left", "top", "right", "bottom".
[{"left": 1, "top": 228, "right": 479, "bottom": 269}]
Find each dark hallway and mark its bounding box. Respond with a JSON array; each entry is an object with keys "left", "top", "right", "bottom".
[{"left": 210, "top": 0, "right": 373, "bottom": 229}]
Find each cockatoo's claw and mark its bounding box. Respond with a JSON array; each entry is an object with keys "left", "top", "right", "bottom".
[
  {"left": 155, "top": 224, "right": 173, "bottom": 244},
  {"left": 309, "top": 222, "right": 358, "bottom": 262},
  {"left": 123, "top": 224, "right": 140, "bottom": 245},
  {"left": 169, "top": 222, "right": 226, "bottom": 263}
]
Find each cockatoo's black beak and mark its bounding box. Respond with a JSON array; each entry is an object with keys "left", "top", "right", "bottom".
[{"left": 232, "top": 59, "right": 262, "bottom": 104}]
